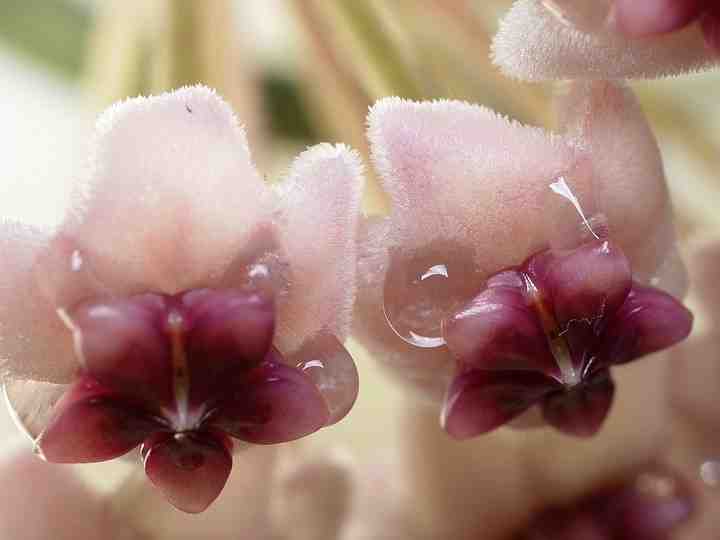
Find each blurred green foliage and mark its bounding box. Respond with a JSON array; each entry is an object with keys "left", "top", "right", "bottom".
[{"left": 0, "top": 0, "right": 90, "bottom": 77}]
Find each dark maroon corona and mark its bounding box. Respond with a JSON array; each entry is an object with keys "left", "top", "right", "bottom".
[
  {"left": 442, "top": 240, "right": 692, "bottom": 438},
  {"left": 37, "top": 289, "right": 330, "bottom": 513}
]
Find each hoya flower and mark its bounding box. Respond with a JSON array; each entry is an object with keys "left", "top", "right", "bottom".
[
  {"left": 0, "top": 86, "right": 363, "bottom": 513},
  {"left": 520, "top": 464, "right": 694, "bottom": 540},
  {"left": 492, "top": 0, "right": 720, "bottom": 80},
  {"left": 355, "top": 80, "right": 691, "bottom": 439}
]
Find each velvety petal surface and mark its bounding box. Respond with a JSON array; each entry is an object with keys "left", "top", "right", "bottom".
[
  {"left": 36, "top": 376, "right": 154, "bottom": 463},
  {"left": 213, "top": 360, "right": 329, "bottom": 444},
  {"left": 367, "top": 97, "right": 575, "bottom": 275},
  {"left": 556, "top": 81, "right": 677, "bottom": 284},
  {"left": 442, "top": 370, "right": 558, "bottom": 439},
  {"left": 142, "top": 430, "right": 233, "bottom": 514},
  {"left": 0, "top": 222, "right": 76, "bottom": 383},
  {"left": 274, "top": 144, "right": 364, "bottom": 351},
  {"left": 67, "top": 85, "right": 275, "bottom": 295},
  {"left": 492, "top": 0, "right": 719, "bottom": 80}
]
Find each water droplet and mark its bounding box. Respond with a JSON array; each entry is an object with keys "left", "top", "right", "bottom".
[
  {"left": 700, "top": 460, "right": 720, "bottom": 487},
  {"left": 541, "top": 0, "right": 612, "bottom": 32},
  {"left": 383, "top": 246, "right": 480, "bottom": 349},
  {"left": 291, "top": 334, "right": 358, "bottom": 424}
]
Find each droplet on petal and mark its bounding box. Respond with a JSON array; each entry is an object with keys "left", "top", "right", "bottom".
[
  {"left": 290, "top": 333, "right": 359, "bottom": 424},
  {"left": 142, "top": 430, "right": 233, "bottom": 514},
  {"left": 383, "top": 244, "right": 480, "bottom": 349},
  {"left": 541, "top": 0, "right": 613, "bottom": 32}
]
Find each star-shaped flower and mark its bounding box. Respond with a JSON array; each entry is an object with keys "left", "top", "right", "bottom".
[
  {"left": 492, "top": 0, "right": 720, "bottom": 80},
  {"left": 442, "top": 239, "right": 691, "bottom": 438},
  {"left": 0, "top": 86, "right": 363, "bottom": 513},
  {"left": 354, "top": 80, "right": 692, "bottom": 438}
]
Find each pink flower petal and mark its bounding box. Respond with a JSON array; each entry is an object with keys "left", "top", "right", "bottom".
[
  {"left": 0, "top": 222, "right": 76, "bottom": 383},
  {"left": 367, "top": 98, "right": 574, "bottom": 273},
  {"left": 213, "top": 359, "right": 329, "bottom": 444},
  {"left": 274, "top": 144, "right": 364, "bottom": 352},
  {"left": 67, "top": 85, "right": 274, "bottom": 296},
  {"left": 142, "top": 430, "right": 233, "bottom": 514},
  {"left": 441, "top": 370, "right": 558, "bottom": 439},
  {"left": 492, "top": 0, "right": 719, "bottom": 80},
  {"left": 36, "top": 375, "right": 154, "bottom": 463},
  {"left": 556, "top": 81, "right": 678, "bottom": 285}
]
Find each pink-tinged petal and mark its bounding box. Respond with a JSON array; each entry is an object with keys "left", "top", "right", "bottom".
[
  {"left": 556, "top": 81, "right": 677, "bottom": 283},
  {"left": 0, "top": 452, "right": 134, "bottom": 540},
  {"left": 441, "top": 370, "right": 558, "bottom": 439},
  {"left": 3, "top": 379, "right": 67, "bottom": 439},
  {"left": 183, "top": 288, "right": 275, "bottom": 405},
  {"left": 614, "top": 0, "right": 705, "bottom": 37},
  {"left": 213, "top": 359, "right": 329, "bottom": 444},
  {"left": 492, "top": 0, "right": 719, "bottom": 80},
  {"left": 368, "top": 98, "right": 575, "bottom": 274},
  {"left": 443, "top": 280, "right": 559, "bottom": 377},
  {"left": 522, "top": 465, "right": 694, "bottom": 540},
  {"left": 36, "top": 375, "right": 154, "bottom": 463},
  {"left": 68, "top": 85, "right": 274, "bottom": 295},
  {"left": 69, "top": 294, "right": 174, "bottom": 407},
  {"left": 288, "top": 333, "right": 359, "bottom": 425},
  {"left": 0, "top": 222, "right": 76, "bottom": 383},
  {"left": 142, "top": 430, "right": 233, "bottom": 514},
  {"left": 600, "top": 284, "right": 693, "bottom": 367},
  {"left": 530, "top": 241, "right": 631, "bottom": 327},
  {"left": 541, "top": 371, "right": 615, "bottom": 437},
  {"left": 274, "top": 144, "right": 364, "bottom": 351}
]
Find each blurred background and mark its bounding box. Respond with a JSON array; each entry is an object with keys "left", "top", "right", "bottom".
[{"left": 1, "top": 0, "right": 719, "bottom": 512}]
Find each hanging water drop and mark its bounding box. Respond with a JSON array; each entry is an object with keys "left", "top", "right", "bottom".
[{"left": 383, "top": 246, "right": 480, "bottom": 349}]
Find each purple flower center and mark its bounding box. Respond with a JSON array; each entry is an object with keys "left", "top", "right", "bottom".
[
  {"left": 36, "top": 288, "right": 330, "bottom": 513},
  {"left": 441, "top": 240, "right": 692, "bottom": 439}
]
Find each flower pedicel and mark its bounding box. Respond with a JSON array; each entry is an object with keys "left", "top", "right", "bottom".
[
  {"left": 355, "top": 80, "right": 692, "bottom": 439},
  {"left": 0, "top": 86, "right": 363, "bottom": 513}
]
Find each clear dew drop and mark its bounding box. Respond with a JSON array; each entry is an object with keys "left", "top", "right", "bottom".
[
  {"left": 541, "top": 0, "right": 613, "bottom": 32},
  {"left": 383, "top": 246, "right": 480, "bottom": 349},
  {"left": 700, "top": 460, "right": 720, "bottom": 488}
]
